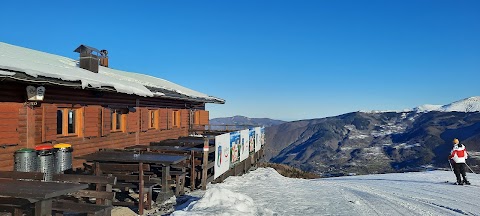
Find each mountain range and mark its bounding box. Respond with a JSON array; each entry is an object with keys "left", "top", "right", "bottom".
[
  {"left": 209, "top": 115, "right": 285, "bottom": 130},
  {"left": 264, "top": 96, "right": 480, "bottom": 176},
  {"left": 210, "top": 97, "right": 480, "bottom": 176}
]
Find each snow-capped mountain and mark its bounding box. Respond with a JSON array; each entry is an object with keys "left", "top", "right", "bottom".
[
  {"left": 209, "top": 115, "right": 285, "bottom": 130},
  {"left": 266, "top": 96, "right": 480, "bottom": 177},
  {"left": 366, "top": 96, "right": 480, "bottom": 113},
  {"left": 436, "top": 96, "right": 480, "bottom": 112}
]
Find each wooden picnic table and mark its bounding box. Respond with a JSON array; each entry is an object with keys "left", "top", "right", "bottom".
[
  {"left": 151, "top": 137, "right": 215, "bottom": 147},
  {"left": 76, "top": 151, "right": 188, "bottom": 215},
  {"left": 0, "top": 179, "right": 88, "bottom": 216},
  {"left": 125, "top": 145, "right": 204, "bottom": 153}
]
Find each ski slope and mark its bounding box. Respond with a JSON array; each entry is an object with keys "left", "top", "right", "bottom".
[{"left": 171, "top": 168, "right": 480, "bottom": 216}]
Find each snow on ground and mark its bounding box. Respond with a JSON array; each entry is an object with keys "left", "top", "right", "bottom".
[{"left": 171, "top": 168, "right": 480, "bottom": 216}]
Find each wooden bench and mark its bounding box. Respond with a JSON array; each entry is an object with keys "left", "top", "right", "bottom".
[
  {"left": 0, "top": 171, "right": 44, "bottom": 181},
  {"left": 150, "top": 165, "right": 187, "bottom": 196},
  {"left": 97, "top": 163, "right": 157, "bottom": 210},
  {"left": 51, "top": 174, "right": 117, "bottom": 216},
  {"left": 0, "top": 171, "right": 44, "bottom": 215}
]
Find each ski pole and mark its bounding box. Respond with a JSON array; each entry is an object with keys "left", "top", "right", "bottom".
[
  {"left": 448, "top": 159, "right": 453, "bottom": 171},
  {"left": 465, "top": 163, "right": 476, "bottom": 174}
]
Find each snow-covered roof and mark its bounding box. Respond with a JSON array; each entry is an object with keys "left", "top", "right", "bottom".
[{"left": 0, "top": 42, "right": 224, "bottom": 104}]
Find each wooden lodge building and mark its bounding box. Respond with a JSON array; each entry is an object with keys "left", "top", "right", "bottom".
[{"left": 0, "top": 42, "right": 224, "bottom": 171}]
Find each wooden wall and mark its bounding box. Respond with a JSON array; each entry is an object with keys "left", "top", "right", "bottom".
[
  {"left": 0, "top": 81, "right": 211, "bottom": 171},
  {"left": 0, "top": 102, "right": 192, "bottom": 170}
]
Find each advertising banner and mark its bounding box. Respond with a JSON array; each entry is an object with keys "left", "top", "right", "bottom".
[
  {"left": 214, "top": 133, "right": 231, "bottom": 179},
  {"left": 239, "top": 129, "right": 250, "bottom": 162},
  {"left": 230, "top": 131, "right": 241, "bottom": 168},
  {"left": 255, "top": 127, "right": 262, "bottom": 152},
  {"left": 260, "top": 127, "right": 265, "bottom": 147},
  {"left": 249, "top": 128, "right": 256, "bottom": 155}
]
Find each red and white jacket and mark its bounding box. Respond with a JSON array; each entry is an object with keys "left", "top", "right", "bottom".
[{"left": 449, "top": 144, "right": 468, "bottom": 164}]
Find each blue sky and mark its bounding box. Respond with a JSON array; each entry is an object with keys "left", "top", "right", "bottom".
[{"left": 1, "top": 1, "right": 479, "bottom": 121}]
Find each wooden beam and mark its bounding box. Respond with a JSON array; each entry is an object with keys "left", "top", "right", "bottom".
[{"left": 201, "top": 138, "right": 209, "bottom": 190}]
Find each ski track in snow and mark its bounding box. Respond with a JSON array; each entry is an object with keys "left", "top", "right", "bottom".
[{"left": 171, "top": 168, "right": 480, "bottom": 216}]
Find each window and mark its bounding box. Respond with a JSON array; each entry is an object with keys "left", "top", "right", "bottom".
[
  {"left": 149, "top": 110, "right": 158, "bottom": 129},
  {"left": 173, "top": 110, "right": 181, "bottom": 128},
  {"left": 111, "top": 110, "right": 125, "bottom": 132},
  {"left": 57, "top": 108, "right": 81, "bottom": 136}
]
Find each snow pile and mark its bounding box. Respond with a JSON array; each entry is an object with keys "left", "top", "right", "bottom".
[
  {"left": 171, "top": 187, "right": 273, "bottom": 216},
  {"left": 0, "top": 42, "right": 223, "bottom": 102},
  {"left": 172, "top": 168, "right": 480, "bottom": 215}
]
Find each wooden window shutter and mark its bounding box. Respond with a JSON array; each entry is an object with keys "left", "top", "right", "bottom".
[
  {"left": 84, "top": 106, "right": 101, "bottom": 138},
  {"left": 0, "top": 103, "right": 21, "bottom": 145},
  {"left": 101, "top": 108, "right": 111, "bottom": 136},
  {"left": 127, "top": 110, "right": 139, "bottom": 133},
  {"left": 42, "top": 104, "right": 57, "bottom": 142},
  {"left": 168, "top": 109, "right": 174, "bottom": 129},
  {"left": 159, "top": 109, "right": 168, "bottom": 130},
  {"left": 199, "top": 110, "right": 209, "bottom": 125},
  {"left": 140, "top": 108, "right": 149, "bottom": 131},
  {"left": 180, "top": 109, "right": 188, "bottom": 128},
  {"left": 194, "top": 111, "right": 200, "bottom": 125}
]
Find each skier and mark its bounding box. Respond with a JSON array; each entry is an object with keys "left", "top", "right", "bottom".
[{"left": 448, "top": 138, "right": 470, "bottom": 185}]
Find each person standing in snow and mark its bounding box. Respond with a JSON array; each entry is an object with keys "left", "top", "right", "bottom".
[{"left": 448, "top": 138, "right": 470, "bottom": 185}]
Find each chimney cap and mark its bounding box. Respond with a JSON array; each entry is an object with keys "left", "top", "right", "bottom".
[{"left": 74, "top": 44, "right": 100, "bottom": 54}]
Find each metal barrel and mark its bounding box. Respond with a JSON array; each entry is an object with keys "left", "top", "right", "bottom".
[
  {"left": 14, "top": 148, "right": 37, "bottom": 172},
  {"left": 35, "top": 145, "right": 54, "bottom": 181},
  {"left": 54, "top": 143, "right": 73, "bottom": 174}
]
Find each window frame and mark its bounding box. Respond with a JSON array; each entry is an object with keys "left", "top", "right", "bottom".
[
  {"left": 56, "top": 107, "right": 82, "bottom": 137},
  {"left": 172, "top": 110, "right": 181, "bottom": 128},
  {"left": 111, "top": 110, "right": 126, "bottom": 132},
  {"left": 148, "top": 110, "right": 159, "bottom": 129}
]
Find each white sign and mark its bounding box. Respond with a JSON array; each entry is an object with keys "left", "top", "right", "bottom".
[
  {"left": 26, "top": 86, "right": 46, "bottom": 101},
  {"left": 239, "top": 129, "right": 250, "bottom": 162},
  {"left": 260, "top": 127, "right": 265, "bottom": 147},
  {"left": 230, "top": 131, "right": 241, "bottom": 168},
  {"left": 214, "top": 133, "right": 231, "bottom": 179},
  {"left": 255, "top": 127, "right": 262, "bottom": 153},
  {"left": 36, "top": 86, "right": 45, "bottom": 101},
  {"left": 26, "top": 86, "right": 37, "bottom": 101}
]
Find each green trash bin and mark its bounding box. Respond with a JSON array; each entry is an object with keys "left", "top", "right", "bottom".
[{"left": 14, "top": 148, "right": 37, "bottom": 172}]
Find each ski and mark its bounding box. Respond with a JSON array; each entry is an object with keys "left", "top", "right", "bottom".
[{"left": 444, "top": 181, "right": 476, "bottom": 187}]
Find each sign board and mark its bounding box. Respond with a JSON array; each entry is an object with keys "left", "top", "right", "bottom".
[
  {"left": 255, "top": 127, "right": 262, "bottom": 153},
  {"left": 214, "top": 133, "right": 231, "bottom": 179},
  {"left": 249, "top": 128, "right": 256, "bottom": 155},
  {"left": 26, "top": 86, "right": 46, "bottom": 101},
  {"left": 239, "top": 129, "right": 250, "bottom": 162},
  {"left": 230, "top": 131, "right": 241, "bottom": 168}
]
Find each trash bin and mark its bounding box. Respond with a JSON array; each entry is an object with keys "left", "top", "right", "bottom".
[
  {"left": 54, "top": 143, "right": 73, "bottom": 174},
  {"left": 14, "top": 148, "right": 37, "bottom": 172},
  {"left": 35, "top": 144, "right": 54, "bottom": 181}
]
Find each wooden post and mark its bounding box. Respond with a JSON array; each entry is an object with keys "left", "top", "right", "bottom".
[
  {"left": 35, "top": 199, "right": 52, "bottom": 216},
  {"left": 139, "top": 162, "right": 144, "bottom": 215},
  {"left": 201, "top": 138, "right": 209, "bottom": 190},
  {"left": 190, "top": 150, "right": 196, "bottom": 189},
  {"left": 136, "top": 99, "right": 140, "bottom": 145}
]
